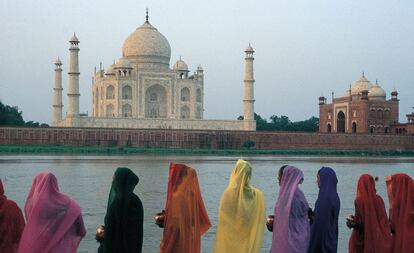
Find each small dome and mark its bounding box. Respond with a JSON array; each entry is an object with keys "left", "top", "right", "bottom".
[
  {"left": 368, "top": 82, "right": 386, "bottom": 101},
  {"left": 122, "top": 21, "right": 171, "bottom": 65},
  {"left": 106, "top": 64, "right": 116, "bottom": 75},
  {"left": 351, "top": 73, "right": 372, "bottom": 95},
  {"left": 69, "top": 33, "right": 79, "bottom": 43},
  {"left": 115, "top": 58, "right": 132, "bottom": 69},
  {"left": 173, "top": 57, "right": 188, "bottom": 72},
  {"left": 197, "top": 64, "right": 203, "bottom": 71},
  {"left": 54, "top": 57, "right": 62, "bottom": 66},
  {"left": 245, "top": 43, "right": 254, "bottom": 52}
]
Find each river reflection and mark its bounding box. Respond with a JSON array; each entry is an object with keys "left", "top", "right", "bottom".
[{"left": 0, "top": 154, "right": 413, "bottom": 253}]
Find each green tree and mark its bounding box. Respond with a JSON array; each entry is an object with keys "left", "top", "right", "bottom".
[
  {"left": 0, "top": 101, "right": 49, "bottom": 127},
  {"left": 0, "top": 101, "right": 25, "bottom": 126},
  {"left": 237, "top": 113, "right": 319, "bottom": 132},
  {"left": 242, "top": 139, "right": 255, "bottom": 149}
]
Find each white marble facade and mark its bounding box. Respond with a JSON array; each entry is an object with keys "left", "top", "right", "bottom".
[{"left": 53, "top": 12, "right": 256, "bottom": 131}]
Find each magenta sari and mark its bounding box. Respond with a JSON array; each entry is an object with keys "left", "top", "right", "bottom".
[{"left": 18, "top": 172, "right": 86, "bottom": 253}]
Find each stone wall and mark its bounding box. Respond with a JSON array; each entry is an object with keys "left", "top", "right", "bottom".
[
  {"left": 0, "top": 127, "right": 413, "bottom": 150},
  {"left": 55, "top": 116, "right": 252, "bottom": 131}
]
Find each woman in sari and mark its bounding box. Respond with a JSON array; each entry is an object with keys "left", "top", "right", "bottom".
[
  {"left": 18, "top": 172, "right": 86, "bottom": 253},
  {"left": 0, "top": 178, "right": 25, "bottom": 253},
  {"left": 385, "top": 173, "right": 414, "bottom": 253},
  {"left": 214, "top": 159, "right": 265, "bottom": 253},
  {"left": 308, "top": 167, "right": 340, "bottom": 253},
  {"left": 271, "top": 165, "right": 310, "bottom": 253},
  {"left": 160, "top": 163, "right": 211, "bottom": 253},
  {"left": 347, "top": 174, "right": 391, "bottom": 253},
  {"left": 98, "top": 167, "right": 144, "bottom": 253}
]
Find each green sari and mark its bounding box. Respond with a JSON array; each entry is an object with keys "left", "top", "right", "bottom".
[{"left": 98, "top": 167, "right": 144, "bottom": 253}]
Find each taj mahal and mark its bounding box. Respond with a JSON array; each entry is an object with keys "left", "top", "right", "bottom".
[{"left": 52, "top": 11, "right": 256, "bottom": 131}]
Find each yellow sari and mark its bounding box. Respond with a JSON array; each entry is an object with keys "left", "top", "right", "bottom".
[{"left": 214, "top": 159, "right": 265, "bottom": 253}]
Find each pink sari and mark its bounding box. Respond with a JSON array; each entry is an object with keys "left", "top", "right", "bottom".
[{"left": 18, "top": 172, "right": 86, "bottom": 253}]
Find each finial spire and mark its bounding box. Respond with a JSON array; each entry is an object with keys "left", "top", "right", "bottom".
[
  {"left": 362, "top": 71, "right": 365, "bottom": 78},
  {"left": 146, "top": 8, "right": 149, "bottom": 23},
  {"left": 375, "top": 79, "right": 378, "bottom": 85}
]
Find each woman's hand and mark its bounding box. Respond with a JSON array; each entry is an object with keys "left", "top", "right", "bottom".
[
  {"left": 346, "top": 215, "right": 356, "bottom": 229},
  {"left": 154, "top": 210, "right": 166, "bottom": 228},
  {"left": 95, "top": 225, "right": 105, "bottom": 242},
  {"left": 266, "top": 215, "right": 274, "bottom": 232}
]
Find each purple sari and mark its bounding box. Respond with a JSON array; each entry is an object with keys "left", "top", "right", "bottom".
[{"left": 271, "top": 166, "right": 310, "bottom": 253}]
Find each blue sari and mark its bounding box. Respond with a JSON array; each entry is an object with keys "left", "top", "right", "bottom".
[{"left": 308, "top": 167, "right": 340, "bottom": 253}]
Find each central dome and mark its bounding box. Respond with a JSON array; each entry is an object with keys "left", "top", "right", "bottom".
[
  {"left": 122, "top": 21, "right": 171, "bottom": 66},
  {"left": 350, "top": 74, "right": 372, "bottom": 95}
]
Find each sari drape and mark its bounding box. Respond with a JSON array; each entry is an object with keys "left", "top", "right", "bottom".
[
  {"left": 214, "top": 159, "right": 265, "bottom": 253},
  {"left": 160, "top": 163, "right": 211, "bottom": 253},
  {"left": 386, "top": 173, "right": 414, "bottom": 253},
  {"left": 98, "top": 167, "right": 144, "bottom": 253},
  {"left": 0, "top": 178, "right": 25, "bottom": 253},
  {"left": 348, "top": 174, "right": 391, "bottom": 253},
  {"left": 271, "top": 165, "right": 310, "bottom": 253},
  {"left": 18, "top": 172, "right": 86, "bottom": 253},
  {"left": 308, "top": 167, "right": 340, "bottom": 253}
]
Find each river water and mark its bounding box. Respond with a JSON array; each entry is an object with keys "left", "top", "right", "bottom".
[{"left": 0, "top": 154, "right": 413, "bottom": 253}]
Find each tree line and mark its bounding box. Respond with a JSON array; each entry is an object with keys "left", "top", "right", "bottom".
[
  {"left": 1, "top": 100, "right": 317, "bottom": 131},
  {"left": 0, "top": 101, "right": 48, "bottom": 127},
  {"left": 238, "top": 113, "right": 319, "bottom": 132}
]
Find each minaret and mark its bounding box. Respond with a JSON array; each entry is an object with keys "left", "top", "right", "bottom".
[
  {"left": 67, "top": 33, "right": 80, "bottom": 117},
  {"left": 52, "top": 57, "right": 63, "bottom": 126},
  {"left": 243, "top": 44, "right": 255, "bottom": 130}
]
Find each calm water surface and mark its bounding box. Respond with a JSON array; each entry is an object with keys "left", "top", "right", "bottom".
[{"left": 0, "top": 154, "right": 413, "bottom": 253}]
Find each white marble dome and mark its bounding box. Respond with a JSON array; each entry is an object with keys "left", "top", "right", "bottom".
[
  {"left": 122, "top": 21, "right": 171, "bottom": 65},
  {"left": 368, "top": 82, "right": 386, "bottom": 101},
  {"left": 350, "top": 74, "right": 372, "bottom": 95},
  {"left": 173, "top": 57, "right": 189, "bottom": 72}
]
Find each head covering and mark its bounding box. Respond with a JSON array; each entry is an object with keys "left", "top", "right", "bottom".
[
  {"left": 349, "top": 174, "right": 391, "bottom": 253},
  {"left": 160, "top": 163, "right": 211, "bottom": 253},
  {"left": 272, "top": 165, "right": 310, "bottom": 253},
  {"left": 214, "top": 159, "right": 265, "bottom": 253},
  {"left": 386, "top": 173, "right": 414, "bottom": 253},
  {"left": 0, "top": 178, "right": 25, "bottom": 253},
  {"left": 17, "top": 172, "right": 86, "bottom": 253},
  {"left": 308, "top": 167, "right": 340, "bottom": 253},
  {"left": 99, "top": 167, "right": 144, "bottom": 253}
]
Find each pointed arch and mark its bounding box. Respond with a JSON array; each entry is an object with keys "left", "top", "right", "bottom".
[
  {"left": 122, "top": 104, "right": 132, "bottom": 117},
  {"left": 337, "top": 111, "right": 345, "bottom": 133},
  {"left": 181, "top": 105, "right": 190, "bottom": 119}
]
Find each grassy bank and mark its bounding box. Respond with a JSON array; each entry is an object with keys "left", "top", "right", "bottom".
[{"left": 0, "top": 144, "right": 413, "bottom": 156}]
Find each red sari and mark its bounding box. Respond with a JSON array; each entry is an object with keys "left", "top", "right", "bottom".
[
  {"left": 386, "top": 173, "right": 414, "bottom": 253},
  {"left": 349, "top": 174, "right": 391, "bottom": 253},
  {"left": 0, "top": 179, "right": 25, "bottom": 253},
  {"left": 160, "top": 163, "right": 211, "bottom": 253}
]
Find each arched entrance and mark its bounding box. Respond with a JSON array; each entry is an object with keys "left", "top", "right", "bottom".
[
  {"left": 352, "top": 122, "right": 357, "bottom": 133},
  {"left": 145, "top": 84, "right": 167, "bottom": 118},
  {"left": 327, "top": 124, "right": 332, "bottom": 133},
  {"left": 337, "top": 111, "right": 345, "bottom": 133}
]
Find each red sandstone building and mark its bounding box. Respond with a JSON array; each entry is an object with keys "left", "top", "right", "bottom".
[
  {"left": 319, "top": 73, "right": 399, "bottom": 134},
  {"left": 391, "top": 110, "right": 414, "bottom": 135}
]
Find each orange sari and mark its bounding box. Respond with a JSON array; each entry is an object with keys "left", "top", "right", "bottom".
[{"left": 160, "top": 163, "right": 211, "bottom": 253}]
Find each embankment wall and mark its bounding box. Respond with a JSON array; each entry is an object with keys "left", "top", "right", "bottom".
[{"left": 0, "top": 127, "right": 413, "bottom": 150}]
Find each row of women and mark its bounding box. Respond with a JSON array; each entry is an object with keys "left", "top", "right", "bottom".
[{"left": 0, "top": 160, "right": 413, "bottom": 253}]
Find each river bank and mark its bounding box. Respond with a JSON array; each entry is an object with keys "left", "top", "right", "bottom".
[{"left": 0, "top": 144, "right": 413, "bottom": 156}]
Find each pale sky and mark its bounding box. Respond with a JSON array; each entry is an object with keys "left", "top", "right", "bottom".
[{"left": 0, "top": 0, "right": 413, "bottom": 124}]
